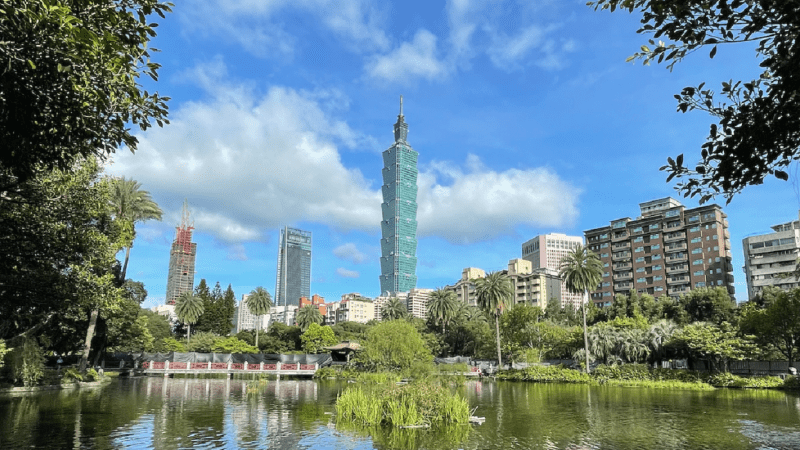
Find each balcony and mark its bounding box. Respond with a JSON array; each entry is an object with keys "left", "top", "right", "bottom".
[
  {"left": 612, "top": 233, "right": 629, "bottom": 242},
  {"left": 665, "top": 242, "right": 687, "bottom": 252},
  {"left": 664, "top": 232, "right": 686, "bottom": 242},
  {"left": 668, "top": 287, "right": 689, "bottom": 296},
  {"left": 667, "top": 275, "right": 689, "bottom": 285},
  {"left": 612, "top": 252, "right": 631, "bottom": 261},
  {"left": 666, "top": 254, "right": 687, "bottom": 263},
  {"left": 666, "top": 265, "right": 688, "bottom": 274},
  {"left": 614, "top": 283, "right": 632, "bottom": 291},
  {"left": 613, "top": 241, "right": 631, "bottom": 250},
  {"left": 613, "top": 272, "right": 633, "bottom": 281},
  {"left": 613, "top": 262, "right": 632, "bottom": 270}
]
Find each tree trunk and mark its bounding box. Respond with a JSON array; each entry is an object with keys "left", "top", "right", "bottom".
[
  {"left": 582, "top": 299, "right": 590, "bottom": 374},
  {"left": 79, "top": 308, "right": 99, "bottom": 372},
  {"left": 255, "top": 316, "right": 260, "bottom": 349},
  {"left": 495, "top": 313, "right": 502, "bottom": 368},
  {"left": 187, "top": 323, "right": 191, "bottom": 344},
  {"left": 120, "top": 245, "right": 132, "bottom": 283}
]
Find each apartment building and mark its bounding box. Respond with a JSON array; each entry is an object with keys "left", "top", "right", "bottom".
[
  {"left": 445, "top": 267, "right": 486, "bottom": 307},
  {"left": 335, "top": 297, "right": 375, "bottom": 324},
  {"left": 584, "top": 197, "right": 734, "bottom": 306},
  {"left": 742, "top": 211, "right": 800, "bottom": 299},
  {"left": 522, "top": 233, "right": 585, "bottom": 308},
  {"left": 506, "top": 258, "right": 562, "bottom": 308},
  {"left": 406, "top": 288, "right": 434, "bottom": 319}
]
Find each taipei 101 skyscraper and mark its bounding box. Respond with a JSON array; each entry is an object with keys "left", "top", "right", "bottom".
[{"left": 379, "top": 96, "right": 418, "bottom": 295}]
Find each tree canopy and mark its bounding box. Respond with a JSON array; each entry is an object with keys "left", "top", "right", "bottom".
[
  {"left": 590, "top": 1, "right": 800, "bottom": 203},
  {"left": 475, "top": 271, "right": 512, "bottom": 364},
  {"left": 0, "top": 0, "right": 172, "bottom": 184}
]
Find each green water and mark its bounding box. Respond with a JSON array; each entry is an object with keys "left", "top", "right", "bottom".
[{"left": 1, "top": 377, "right": 799, "bottom": 449}]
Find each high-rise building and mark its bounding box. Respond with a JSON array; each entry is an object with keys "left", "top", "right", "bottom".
[
  {"left": 742, "top": 211, "right": 800, "bottom": 299},
  {"left": 445, "top": 267, "right": 486, "bottom": 307},
  {"left": 584, "top": 197, "right": 734, "bottom": 306},
  {"left": 522, "top": 233, "right": 585, "bottom": 308},
  {"left": 507, "top": 258, "right": 562, "bottom": 309},
  {"left": 165, "top": 201, "right": 196, "bottom": 305},
  {"left": 275, "top": 226, "right": 312, "bottom": 307},
  {"left": 405, "top": 288, "right": 433, "bottom": 319},
  {"left": 380, "top": 96, "right": 419, "bottom": 296},
  {"left": 235, "top": 294, "right": 268, "bottom": 333}
]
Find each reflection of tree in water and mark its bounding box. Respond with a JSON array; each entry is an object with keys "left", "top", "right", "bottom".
[{"left": 336, "top": 422, "right": 471, "bottom": 450}]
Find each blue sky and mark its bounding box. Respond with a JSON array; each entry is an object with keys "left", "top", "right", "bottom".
[{"left": 107, "top": 0, "right": 799, "bottom": 308}]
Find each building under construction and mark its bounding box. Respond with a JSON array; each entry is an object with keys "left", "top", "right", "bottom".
[{"left": 165, "top": 202, "right": 197, "bottom": 305}]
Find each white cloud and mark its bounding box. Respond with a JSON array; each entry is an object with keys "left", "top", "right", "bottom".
[
  {"left": 333, "top": 243, "right": 368, "bottom": 264},
  {"left": 364, "top": 30, "right": 449, "bottom": 83},
  {"left": 336, "top": 267, "right": 360, "bottom": 278},
  {"left": 227, "top": 244, "right": 249, "bottom": 261},
  {"left": 417, "top": 154, "right": 580, "bottom": 243},
  {"left": 180, "top": 0, "right": 389, "bottom": 58},
  {"left": 110, "top": 60, "right": 579, "bottom": 246}
]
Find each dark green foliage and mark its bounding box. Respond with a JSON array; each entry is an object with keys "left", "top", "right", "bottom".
[
  {"left": 193, "top": 282, "right": 236, "bottom": 336},
  {"left": 331, "top": 322, "right": 369, "bottom": 342},
  {"left": 739, "top": 288, "right": 800, "bottom": 366},
  {"left": 590, "top": 0, "right": 800, "bottom": 202},
  {"left": 0, "top": 0, "right": 172, "bottom": 183},
  {"left": 8, "top": 338, "right": 46, "bottom": 386},
  {"left": 357, "top": 321, "right": 433, "bottom": 374},
  {"left": 678, "top": 287, "right": 735, "bottom": 325},
  {"left": 300, "top": 323, "right": 337, "bottom": 354},
  {"left": 261, "top": 323, "right": 302, "bottom": 353},
  {"left": 497, "top": 365, "right": 592, "bottom": 383},
  {"left": 336, "top": 382, "right": 470, "bottom": 426}
]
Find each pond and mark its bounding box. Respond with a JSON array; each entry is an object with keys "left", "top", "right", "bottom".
[{"left": 1, "top": 377, "right": 800, "bottom": 449}]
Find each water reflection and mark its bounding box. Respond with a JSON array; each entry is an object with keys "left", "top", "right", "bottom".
[{"left": 2, "top": 378, "right": 800, "bottom": 449}]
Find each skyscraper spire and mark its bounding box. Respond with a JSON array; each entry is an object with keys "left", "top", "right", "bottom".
[{"left": 393, "top": 95, "right": 409, "bottom": 143}]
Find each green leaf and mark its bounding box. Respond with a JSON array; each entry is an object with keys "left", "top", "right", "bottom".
[
  {"left": 27, "top": 60, "right": 36, "bottom": 69},
  {"left": 641, "top": 45, "right": 650, "bottom": 53}
]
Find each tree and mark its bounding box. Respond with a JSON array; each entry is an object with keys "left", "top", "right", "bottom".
[
  {"left": 109, "top": 178, "right": 163, "bottom": 282},
  {"left": 358, "top": 320, "right": 433, "bottom": 374},
  {"left": 0, "top": 0, "right": 172, "bottom": 185},
  {"left": 213, "top": 337, "right": 258, "bottom": 354},
  {"left": 740, "top": 289, "right": 800, "bottom": 366},
  {"left": 246, "top": 287, "right": 272, "bottom": 348},
  {"left": 300, "top": 323, "right": 338, "bottom": 354},
  {"left": 559, "top": 245, "right": 603, "bottom": 373},
  {"left": 381, "top": 297, "right": 408, "bottom": 321},
  {"left": 296, "top": 305, "right": 323, "bottom": 331},
  {"left": 670, "top": 322, "right": 754, "bottom": 373},
  {"left": 474, "top": 271, "right": 513, "bottom": 365},
  {"left": 590, "top": 0, "right": 800, "bottom": 203},
  {"left": 185, "top": 331, "right": 218, "bottom": 353},
  {"left": 427, "top": 288, "right": 458, "bottom": 333},
  {"left": 678, "top": 287, "right": 735, "bottom": 325},
  {"left": 175, "top": 292, "right": 204, "bottom": 343}
]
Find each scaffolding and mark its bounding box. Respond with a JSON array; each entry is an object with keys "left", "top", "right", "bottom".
[{"left": 166, "top": 201, "right": 196, "bottom": 305}]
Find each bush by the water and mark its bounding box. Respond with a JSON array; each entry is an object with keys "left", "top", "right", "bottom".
[
  {"left": 706, "top": 372, "right": 784, "bottom": 388},
  {"left": 336, "top": 382, "right": 469, "bottom": 427},
  {"left": 496, "top": 365, "right": 592, "bottom": 383}
]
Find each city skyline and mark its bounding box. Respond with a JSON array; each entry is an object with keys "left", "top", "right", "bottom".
[
  {"left": 104, "top": 1, "right": 799, "bottom": 308},
  {"left": 275, "top": 226, "right": 312, "bottom": 307}
]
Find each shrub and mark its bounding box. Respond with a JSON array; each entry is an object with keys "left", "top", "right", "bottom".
[
  {"left": 9, "top": 338, "right": 45, "bottom": 386},
  {"left": 497, "top": 365, "right": 592, "bottom": 383},
  {"left": 783, "top": 375, "right": 800, "bottom": 389},
  {"left": 313, "top": 367, "right": 338, "bottom": 379},
  {"left": 63, "top": 368, "right": 83, "bottom": 383},
  {"left": 85, "top": 368, "right": 100, "bottom": 382}
]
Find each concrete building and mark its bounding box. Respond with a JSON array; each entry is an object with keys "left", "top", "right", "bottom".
[
  {"left": 742, "top": 211, "right": 800, "bottom": 299},
  {"left": 584, "top": 197, "right": 734, "bottom": 306},
  {"left": 335, "top": 297, "right": 375, "bottom": 324},
  {"left": 165, "top": 201, "right": 196, "bottom": 305},
  {"left": 299, "top": 294, "right": 327, "bottom": 319},
  {"left": 506, "top": 258, "right": 562, "bottom": 308},
  {"left": 275, "top": 226, "right": 312, "bottom": 307},
  {"left": 372, "top": 295, "right": 392, "bottom": 320},
  {"left": 235, "top": 294, "right": 268, "bottom": 333},
  {"left": 267, "top": 305, "right": 299, "bottom": 328},
  {"left": 380, "top": 97, "right": 419, "bottom": 295},
  {"left": 522, "top": 233, "right": 585, "bottom": 308},
  {"left": 445, "top": 267, "right": 486, "bottom": 307},
  {"left": 152, "top": 304, "right": 177, "bottom": 323},
  {"left": 405, "top": 288, "right": 434, "bottom": 319}
]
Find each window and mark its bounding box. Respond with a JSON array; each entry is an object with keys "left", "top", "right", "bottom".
[
  {"left": 603, "top": 272, "right": 610, "bottom": 277},
  {"left": 636, "top": 267, "right": 645, "bottom": 273},
  {"left": 601, "top": 253, "right": 609, "bottom": 258},
  {"left": 712, "top": 224, "right": 717, "bottom": 229},
  {"left": 612, "top": 220, "right": 627, "bottom": 229},
  {"left": 604, "top": 263, "right": 610, "bottom": 267},
  {"left": 603, "top": 292, "right": 611, "bottom": 297},
  {"left": 635, "top": 257, "right": 645, "bottom": 263},
  {"left": 655, "top": 286, "right": 664, "bottom": 291},
  {"left": 716, "top": 268, "right": 722, "bottom": 274},
  {"left": 602, "top": 282, "right": 610, "bottom": 287},
  {"left": 691, "top": 237, "right": 701, "bottom": 243},
  {"left": 688, "top": 215, "right": 700, "bottom": 222},
  {"left": 694, "top": 270, "right": 704, "bottom": 276},
  {"left": 637, "top": 277, "right": 646, "bottom": 283},
  {"left": 650, "top": 224, "right": 659, "bottom": 230},
  {"left": 666, "top": 210, "right": 680, "bottom": 218},
  {"left": 634, "top": 236, "right": 644, "bottom": 243},
  {"left": 600, "top": 243, "right": 609, "bottom": 248},
  {"left": 713, "top": 246, "right": 719, "bottom": 251},
  {"left": 713, "top": 235, "right": 718, "bottom": 240},
  {"left": 715, "top": 257, "right": 720, "bottom": 262},
  {"left": 652, "top": 254, "right": 662, "bottom": 260},
  {"left": 651, "top": 244, "right": 660, "bottom": 250},
  {"left": 717, "top": 280, "right": 723, "bottom": 286},
  {"left": 653, "top": 265, "right": 662, "bottom": 271},
  {"left": 689, "top": 226, "right": 700, "bottom": 232},
  {"left": 692, "top": 248, "right": 702, "bottom": 254},
  {"left": 693, "top": 259, "right": 703, "bottom": 265},
  {"left": 654, "top": 276, "right": 663, "bottom": 281},
  {"left": 650, "top": 234, "right": 660, "bottom": 239},
  {"left": 635, "top": 247, "right": 644, "bottom": 253},
  {"left": 695, "top": 282, "right": 706, "bottom": 288},
  {"left": 633, "top": 226, "right": 643, "bottom": 233}
]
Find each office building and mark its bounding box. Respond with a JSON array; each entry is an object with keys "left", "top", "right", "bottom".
[
  {"left": 275, "top": 226, "right": 312, "bottom": 306},
  {"left": 522, "top": 233, "right": 585, "bottom": 308},
  {"left": 165, "top": 201, "right": 196, "bottom": 305},
  {"left": 380, "top": 96, "right": 419, "bottom": 295},
  {"left": 584, "top": 197, "right": 734, "bottom": 306},
  {"left": 742, "top": 211, "right": 800, "bottom": 299}
]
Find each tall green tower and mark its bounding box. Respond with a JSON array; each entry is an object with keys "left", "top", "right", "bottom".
[{"left": 380, "top": 96, "right": 418, "bottom": 295}]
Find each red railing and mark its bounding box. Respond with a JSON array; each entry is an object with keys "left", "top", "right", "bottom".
[
  {"left": 300, "top": 364, "right": 315, "bottom": 371},
  {"left": 282, "top": 363, "right": 298, "bottom": 371},
  {"left": 263, "top": 364, "right": 277, "bottom": 371},
  {"left": 190, "top": 362, "right": 208, "bottom": 370},
  {"left": 211, "top": 363, "right": 228, "bottom": 370},
  {"left": 247, "top": 364, "right": 262, "bottom": 371},
  {"left": 142, "top": 361, "right": 316, "bottom": 372},
  {"left": 171, "top": 362, "right": 188, "bottom": 369},
  {"left": 231, "top": 363, "right": 244, "bottom": 370}
]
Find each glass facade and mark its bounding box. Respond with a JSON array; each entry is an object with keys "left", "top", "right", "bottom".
[
  {"left": 379, "top": 98, "right": 418, "bottom": 295},
  {"left": 275, "top": 226, "right": 312, "bottom": 307}
]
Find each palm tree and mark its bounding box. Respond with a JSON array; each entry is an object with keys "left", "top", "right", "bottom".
[
  {"left": 475, "top": 271, "right": 513, "bottom": 366},
  {"left": 109, "top": 177, "right": 163, "bottom": 282},
  {"left": 296, "top": 305, "right": 323, "bottom": 331},
  {"left": 427, "top": 288, "right": 458, "bottom": 333},
  {"left": 381, "top": 297, "right": 407, "bottom": 321},
  {"left": 175, "top": 292, "right": 204, "bottom": 343},
  {"left": 648, "top": 319, "right": 678, "bottom": 363},
  {"left": 247, "top": 286, "right": 272, "bottom": 348},
  {"left": 559, "top": 244, "right": 603, "bottom": 373}
]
